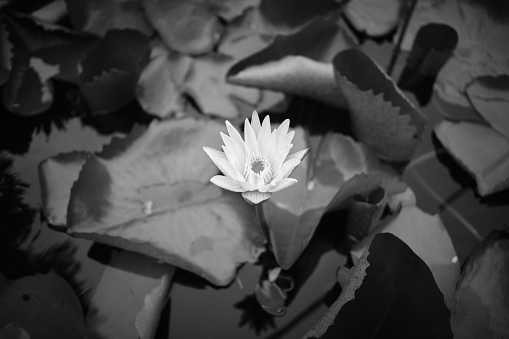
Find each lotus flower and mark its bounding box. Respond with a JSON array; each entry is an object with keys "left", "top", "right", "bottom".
[{"left": 203, "top": 111, "right": 309, "bottom": 205}]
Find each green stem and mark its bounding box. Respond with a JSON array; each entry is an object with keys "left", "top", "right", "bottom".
[{"left": 255, "top": 203, "right": 271, "bottom": 245}]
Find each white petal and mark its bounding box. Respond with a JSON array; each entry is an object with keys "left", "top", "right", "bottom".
[
  {"left": 238, "top": 180, "right": 256, "bottom": 191},
  {"left": 272, "top": 158, "right": 301, "bottom": 183},
  {"left": 246, "top": 170, "right": 265, "bottom": 189},
  {"left": 285, "top": 148, "right": 310, "bottom": 163},
  {"left": 210, "top": 175, "right": 245, "bottom": 192},
  {"left": 271, "top": 143, "right": 293, "bottom": 175},
  {"left": 225, "top": 120, "right": 245, "bottom": 149},
  {"left": 268, "top": 178, "right": 297, "bottom": 192},
  {"left": 244, "top": 118, "right": 259, "bottom": 154},
  {"left": 264, "top": 129, "right": 278, "bottom": 165},
  {"left": 222, "top": 145, "right": 243, "bottom": 174},
  {"left": 221, "top": 132, "right": 245, "bottom": 162},
  {"left": 242, "top": 191, "right": 272, "bottom": 205},
  {"left": 257, "top": 115, "right": 272, "bottom": 157},
  {"left": 251, "top": 111, "right": 261, "bottom": 135},
  {"left": 275, "top": 119, "right": 290, "bottom": 147},
  {"left": 202, "top": 147, "right": 243, "bottom": 181}
]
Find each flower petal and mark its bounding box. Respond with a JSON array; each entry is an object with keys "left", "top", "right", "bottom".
[
  {"left": 210, "top": 175, "right": 246, "bottom": 192},
  {"left": 202, "top": 147, "right": 243, "bottom": 181},
  {"left": 251, "top": 111, "right": 261, "bottom": 135},
  {"left": 238, "top": 180, "right": 256, "bottom": 191},
  {"left": 225, "top": 120, "right": 245, "bottom": 149},
  {"left": 264, "top": 129, "right": 278, "bottom": 165},
  {"left": 285, "top": 148, "right": 310, "bottom": 163},
  {"left": 244, "top": 117, "right": 259, "bottom": 154},
  {"left": 242, "top": 191, "right": 272, "bottom": 205},
  {"left": 275, "top": 119, "right": 290, "bottom": 147},
  {"left": 222, "top": 146, "right": 243, "bottom": 174},
  {"left": 271, "top": 143, "right": 293, "bottom": 175},
  {"left": 221, "top": 132, "right": 245, "bottom": 171},
  {"left": 257, "top": 115, "right": 272, "bottom": 157},
  {"left": 268, "top": 178, "right": 298, "bottom": 192},
  {"left": 246, "top": 170, "right": 265, "bottom": 189},
  {"left": 273, "top": 158, "right": 301, "bottom": 182}
]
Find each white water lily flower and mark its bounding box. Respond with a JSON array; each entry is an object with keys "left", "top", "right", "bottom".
[{"left": 203, "top": 111, "right": 309, "bottom": 205}]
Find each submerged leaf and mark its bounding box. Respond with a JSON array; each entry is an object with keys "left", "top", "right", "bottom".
[
  {"left": 86, "top": 250, "right": 174, "bottom": 339},
  {"left": 304, "top": 233, "right": 453, "bottom": 339},
  {"left": 435, "top": 120, "right": 509, "bottom": 196},
  {"left": 402, "top": 0, "right": 509, "bottom": 107},
  {"left": 466, "top": 75, "right": 509, "bottom": 139},
  {"left": 451, "top": 229, "right": 509, "bottom": 339},
  {"left": 351, "top": 206, "right": 460, "bottom": 308},
  {"left": 333, "top": 49, "right": 427, "bottom": 161},
  {"left": 61, "top": 118, "right": 264, "bottom": 286},
  {"left": 263, "top": 128, "right": 385, "bottom": 269},
  {"left": 0, "top": 272, "right": 86, "bottom": 339}
]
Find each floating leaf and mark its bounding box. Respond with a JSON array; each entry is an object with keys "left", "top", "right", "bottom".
[
  {"left": 136, "top": 47, "right": 193, "bottom": 118},
  {"left": 59, "top": 118, "right": 264, "bottom": 286},
  {"left": 263, "top": 128, "right": 386, "bottom": 269},
  {"left": 466, "top": 75, "right": 509, "bottom": 139},
  {"left": 402, "top": 0, "right": 509, "bottom": 107},
  {"left": 398, "top": 23, "right": 458, "bottom": 106},
  {"left": 79, "top": 28, "right": 149, "bottom": 114},
  {"left": 304, "top": 233, "right": 453, "bottom": 339},
  {"left": 435, "top": 120, "right": 509, "bottom": 196},
  {"left": 0, "top": 272, "right": 86, "bottom": 339},
  {"left": 351, "top": 206, "right": 460, "bottom": 308},
  {"left": 344, "top": 0, "right": 403, "bottom": 37},
  {"left": 65, "top": 0, "right": 154, "bottom": 36},
  {"left": 184, "top": 53, "right": 260, "bottom": 118},
  {"left": 86, "top": 250, "right": 174, "bottom": 339},
  {"left": 451, "top": 229, "right": 509, "bottom": 339},
  {"left": 333, "top": 49, "right": 427, "bottom": 161}
]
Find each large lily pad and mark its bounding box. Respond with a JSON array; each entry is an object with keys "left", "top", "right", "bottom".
[
  {"left": 304, "top": 233, "right": 453, "bottom": 339},
  {"left": 263, "top": 127, "right": 385, "bottom": 269},
  {"left": 351, "top": 206, "right": 460, "bottom": 308},
  {"left": 53, "top": 118, "right": 265, "bottom": 286}
]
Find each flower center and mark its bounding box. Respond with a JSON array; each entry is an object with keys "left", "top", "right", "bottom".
[{"left": 244, "top": 154, "right": 272, "bottom": 184}]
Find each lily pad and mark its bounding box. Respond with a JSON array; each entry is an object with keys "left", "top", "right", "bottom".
[
  {"left": 435, "top": 120, "right": 509, "bottom": 196},
  {"left": 59, "top": 118, "right": 265, "bottom": 286},
  {"left": 86, "top": 250, "right": 175, "bottom": 339},
  {"left": 304, "top": 233, "right": 453, "bottom": 339},
  {"left": 351, "top": 206, "right": 460, "bottom": 308},
  {"left": 0, "top": 272, "right": 86, "bottom": 339},
  {"left": 451, "top": 229, "right": 509, "bottom": 339},
  {"left": 333, "top": 49, "right": 428, "bottom": 161},
  {"left": 263, "top": 127, "right": 385, "bottom": 269}
]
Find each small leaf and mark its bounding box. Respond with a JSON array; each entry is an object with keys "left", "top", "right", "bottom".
[
  {"left": 398, "top": 23, "right": 458, "bottom": 106},
  {"left": 86, "top": 250, "right": 174, "bottom": 339},
  {"left": 351, "top": 206, "right": 460, "bottom": 308},
  {"left": 451, "top": 229, "right": 509, "bottom": 339},
  {"left": 344, "top": 0, "right": 403, "bottom": 37},
  {"left": 435, "top": 120, "right": 509, "bottom": 196},
  {"left": 0, "top": 272, "right": 86, "bottom": 339},
  {"left": 466, "top": 75, "right": 509, "bottom": 139},
  {"left": 304, "top": 233, "right": 453, "bottom": 339},
  {"left": 333, "top": 49, "right": 428, "bottom": 161},
  {"left": 62, "top": 118, "right": 264, "bottom": 286}
]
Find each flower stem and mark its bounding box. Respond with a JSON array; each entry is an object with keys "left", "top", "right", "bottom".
[{"left": 255, "top": 203, "right": 271, "bottom": 245}]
